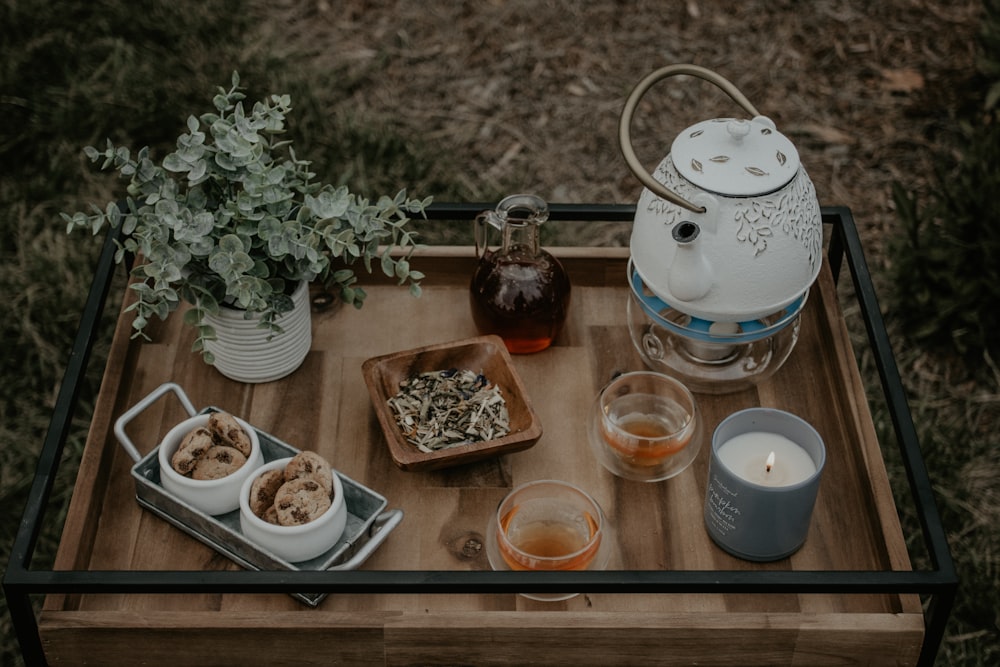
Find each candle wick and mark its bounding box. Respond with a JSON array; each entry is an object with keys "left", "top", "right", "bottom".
[{"left": 765, "top": 450, "right": 776, "bottom": 473}]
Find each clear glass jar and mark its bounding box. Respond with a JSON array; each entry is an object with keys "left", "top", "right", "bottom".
[{"left": 470, "top": 194, "right": 571, "bottom": 354}]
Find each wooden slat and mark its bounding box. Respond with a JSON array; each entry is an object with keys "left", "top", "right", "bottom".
[
  {"left": 41, "top": 247, "right": 923, "bottom": 665},
  {"left": 38, "top": 610, "right": 921, "bottom": 666}
]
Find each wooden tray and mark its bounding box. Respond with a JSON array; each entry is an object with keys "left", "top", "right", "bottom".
[{"left": 41, "top": 246, "right": 924, "bottom": 666}]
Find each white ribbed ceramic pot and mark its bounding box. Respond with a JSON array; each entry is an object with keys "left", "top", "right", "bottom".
[{"left": 203, "top": 281, "right": 312, "bottom": 383}]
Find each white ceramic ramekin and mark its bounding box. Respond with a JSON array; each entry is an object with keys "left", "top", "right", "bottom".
[
  {"left": 239, "top": 457, "right": 347, "bottom": 563},
  {"left": 157, "top": 414, "right": 263, "bottom": 515}
]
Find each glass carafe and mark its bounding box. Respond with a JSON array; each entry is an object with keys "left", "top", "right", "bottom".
[{"left": 470, "top": 194, "right": 571, "bottom": 354}]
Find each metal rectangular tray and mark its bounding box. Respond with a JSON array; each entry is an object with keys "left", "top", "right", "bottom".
[{"left": 120, "top": 383, "right": 402, "bottom": 607}]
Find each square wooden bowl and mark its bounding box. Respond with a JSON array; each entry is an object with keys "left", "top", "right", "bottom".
[{"left": 362, "top": 335, "right": 543, "bottom": 471}]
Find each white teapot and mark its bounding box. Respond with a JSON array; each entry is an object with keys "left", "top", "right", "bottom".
[{"left": 620, "top": 64, "right": 822, "bottom": 323}]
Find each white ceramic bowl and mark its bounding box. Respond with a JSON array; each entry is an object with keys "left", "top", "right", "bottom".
[
  {"left": 239, "top": 457, "right": 347, "bottom": 563},
  {"left": 157, "top": 413, "right": 263, "bottom": 515}
]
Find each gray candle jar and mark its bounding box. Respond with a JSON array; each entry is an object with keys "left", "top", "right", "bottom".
[{"left": 703, "top": 408, "right": 826, "bottom": 562}]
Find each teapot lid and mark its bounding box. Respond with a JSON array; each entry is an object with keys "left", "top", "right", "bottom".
[{"left": 671, "top": 116, "right": 800, "bottom": 197}]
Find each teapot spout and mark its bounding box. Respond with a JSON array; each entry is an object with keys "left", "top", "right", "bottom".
[{"left": 668, "top": 221, "right": 713, "bottom": 302}]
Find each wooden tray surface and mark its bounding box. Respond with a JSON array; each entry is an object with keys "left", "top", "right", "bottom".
[{"left": 41, "top": 247, "right": 923, "bottom": 666}]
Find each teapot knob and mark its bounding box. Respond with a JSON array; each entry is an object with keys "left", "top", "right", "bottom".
[{"left": 726, "top": 119, "right": 751, "bottom": 142}]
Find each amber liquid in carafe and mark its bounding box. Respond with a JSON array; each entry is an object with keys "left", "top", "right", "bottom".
[{"left": 470, "top": 245, "right": 571, "bottom": 354}]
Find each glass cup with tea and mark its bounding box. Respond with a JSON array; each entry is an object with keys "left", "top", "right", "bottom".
[
  {"left": 485, "top": 479, "right": 610, "bottom": 601},
  {"left": 587, "top": 371, "right": 702, "bottom": 482}
]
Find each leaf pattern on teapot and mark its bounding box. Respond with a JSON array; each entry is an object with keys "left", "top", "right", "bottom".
[
  {"left": 647, "top": 160, "right": 693, "bottom": 225},
  {"left": 649, "top": 157, "right": 821, "bottom": 277},
  {"left": 735, "top": 203, "right": 777, "bottom": 256},
  {"left": 732, "top": 173, "right": 822, "bottom": 272}
]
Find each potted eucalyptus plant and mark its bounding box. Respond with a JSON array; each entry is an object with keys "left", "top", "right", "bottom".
[{"left": 63, "top": 72, "right": 430, "bottom": 382}]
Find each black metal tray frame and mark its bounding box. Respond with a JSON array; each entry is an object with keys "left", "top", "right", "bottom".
[{"left": 3, "top": 204, "right": 957, "bottom": 666}]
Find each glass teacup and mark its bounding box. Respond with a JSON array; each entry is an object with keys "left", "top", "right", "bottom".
[
  {"left": 588, "top": 371, "right": 702, "bottom": 482},
  {"left": 486, "top": 479, "right": 610, "bottom": 601}
]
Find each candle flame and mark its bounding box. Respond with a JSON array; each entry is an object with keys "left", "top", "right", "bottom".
[{"left": 765, "top": 451, "right": 776, "bottom": 473}]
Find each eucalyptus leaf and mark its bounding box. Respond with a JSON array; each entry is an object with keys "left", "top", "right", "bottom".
[
  {"left": 188, "top": 159, "right": 208, "bottom": 182},
  {"left": 332, "top": 269, "right": 355, "bottom": 284},
  {"left": 379, "top": 250, "right": 394, "bottom": 277},
  {"left": 63, "top": 72, "right": 431, "bottom": 364},
  {"left": 162, "top": 153, "right": 188, "bottom": 173}
]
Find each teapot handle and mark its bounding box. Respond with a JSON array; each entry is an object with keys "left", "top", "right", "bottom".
[{"left": 619, "top": 64, "right": 761, "bottom": 213}]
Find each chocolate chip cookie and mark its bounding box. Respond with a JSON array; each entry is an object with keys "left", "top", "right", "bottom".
[
  {"left": 208, "top": 411, "right": 253, "bottom": 457},
  {"left": 273, "top": 477, "right": 332, "bottom": 526},
  {"left": 171, "top": 427, "right": 214, "bottom": 476},
  {"left": 248, "top": 468, "right": 285, "bottom": 518},
  {"left": 261, "top": 505, "right": 280, "bottom": 525},
  {"left": 284, "top": 450, "right": 334, "bottom": 498},
  {"left": 191, "top": 445, "right": 247, "bottom": 480}
]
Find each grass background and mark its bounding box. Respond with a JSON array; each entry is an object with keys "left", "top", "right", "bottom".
[{"left": 2, "top": 1, "right": 997, "bottom": 665}]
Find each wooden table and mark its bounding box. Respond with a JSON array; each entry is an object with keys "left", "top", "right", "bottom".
[
  {"left": 7, "top": 206, "right": 954, "bottom": 666},
  {"left": 38, "top": 246, "right": 927, "bottom": 665}
]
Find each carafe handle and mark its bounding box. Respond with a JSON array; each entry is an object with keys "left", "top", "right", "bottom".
[
  {"left": 474, "top": 210, "right": 501, "bottom": 260},
  {"left": 474, "top": 194, "right": 549, "bottom": 259},
  {"left": 618, "top": 64, "right": 761, "bottom": 213}
]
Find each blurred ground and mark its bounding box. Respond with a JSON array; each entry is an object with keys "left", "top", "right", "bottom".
[
  {"left": 263, "top": 0, "right": 982, "bottom": 272},
  {"left": 254, "top": 6, "right": 997, "bottom": 662}
]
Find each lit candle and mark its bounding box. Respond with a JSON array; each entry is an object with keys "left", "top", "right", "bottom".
[
  {"left": 704, "top": 409, "right": 826, "bottom": 562},
  {"left": 716, "top": 431, "right": 817, "bottom": 486}
]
